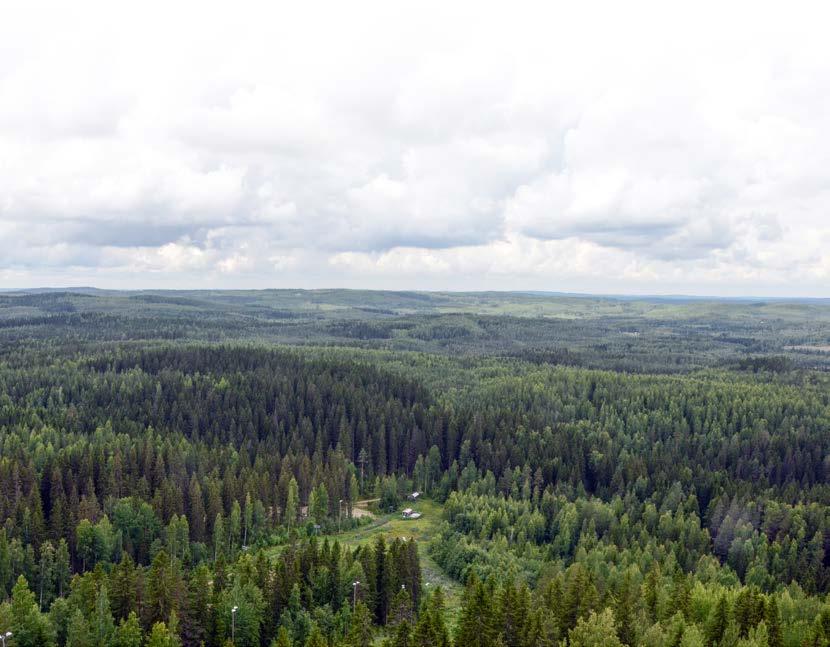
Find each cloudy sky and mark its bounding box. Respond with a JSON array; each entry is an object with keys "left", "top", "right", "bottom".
[{"left": 2, "top": 1, "right": 829, "bottom": 295}]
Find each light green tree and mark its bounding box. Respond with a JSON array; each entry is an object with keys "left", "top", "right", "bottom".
[
  {"left": 10, "top": 576, "right": 56, "bottom": 647},
  {"left": 112, "top": 612, "right": 143, "bottom": 647},
  {"left": 66, "top": 609, "right": 92, "bottom": 647},
  {"left": 146, "top": 621, "right": 181, "bottom": 647},
  {"left": 567, "top": 609, "right": 623, "bottom": 647}
]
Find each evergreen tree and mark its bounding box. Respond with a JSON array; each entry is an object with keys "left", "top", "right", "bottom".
[
  {"left": 146, "top": 621, "right": 182, "bottom": 647},
  {"left": 304, "top": 625, "right": 327, "bottom": 647},
  {"left": 643, "top": 565, "right": 661, "bottom": 624},
  {"left": 412, "top": 588, "right": 450, "bottom": 647},
  {"left": 285, "top": 478, "right": 299, "bottom": 529},
  {"left": 270, "top": 627, "right": 293, "bottom": 647},
  {"left": 110, "top": 554, "right": 137, "bottom": 621},
  {"left": 346, "top": 601, "right": 374, "bottom": 647},
  {"left": 670, "top": 571, "right": 691, "bottom": 620},
  {"left": 145, "top": 551, "right": 180, "bottom": 627},
  {"left": 387, "top": 619, "right": 411, "bottom": 647},
  {"left": 66, "top": 608, "right": 93, "bottom": 647},
  {"left": 309, "top": 484, "right": 329, "bottom": 525},
  {"left": 112, "top": 612, "right": 143, "bottom": 647},
  {"left": 180, "top": 565, "right": 210, "bottom": 647},
  {"left": 213, "top": 513, "right": 225, "bottom": 561},
  {"left": 765, "top": 597, "right": 783, "bottom": 647},
  {"left": 215, "top": 580, "right": 266, "bottom": 647},
  {"left": 9, "top": 576, "right": 56, "bottom": 647},
  {"left": 455, "top": 576, "right": 498, "bottom": 647},
  {"left": 567, "top": 609, "right": 624, "bottom": 647},
  {"left": 373, "top": 535, "right": 391, "bottom": 624},
  {"left": 613, "top": 575, "right": 636, "bottom": 646},
  {"left": 706, "top": 595, "right": 729, "bottom": 647}
]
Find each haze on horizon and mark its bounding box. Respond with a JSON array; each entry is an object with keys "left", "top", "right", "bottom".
[{"left": 2, "top": 1, "right": 829, "bottom": 297}]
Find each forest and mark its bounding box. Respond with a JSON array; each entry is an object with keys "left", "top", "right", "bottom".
[{"left": 1, "top": 289, "right": 830, "bottom": 646}]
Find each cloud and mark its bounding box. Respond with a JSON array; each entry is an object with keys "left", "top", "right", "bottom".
[{"left": 0, "top": 0, "right": 829, "bottom": 295}]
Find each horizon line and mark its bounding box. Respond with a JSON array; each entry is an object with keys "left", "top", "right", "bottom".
[{"left": 3, "top": 286, "right": 830, "bottom": 302}]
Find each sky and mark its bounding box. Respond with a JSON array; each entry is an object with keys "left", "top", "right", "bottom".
[{"left": 1, "top": 1, "right": 830, "bottom": 296}]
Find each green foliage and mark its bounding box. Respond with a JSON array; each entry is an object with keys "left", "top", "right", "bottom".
[
  {"left": 215, "top": 579, "right": 266, "bottom": 647},
  {"left": 567, "top": 609, "right": 624, "bottom": 647},
  {"left": 145, "top": 620, "right": 181, "bottom": 647},
  {"left": 10, "top": 576, "right": 56, "bottom": 647},
  {"left": 112, "top": 612, "right": 143, "bottom": 647},
  {"left": 346, "top": 601, "right": 374, "bottom": 647},
  {"left": 1, "top": 293, "right": 830, "bottom": 646}
]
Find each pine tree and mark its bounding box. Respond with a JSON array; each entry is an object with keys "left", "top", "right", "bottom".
[
  {"left": 613, "top": 574, "right": 636, "bottom": 646},
  {"left": 387, "top": 619, "right": 411, "bottom": 647},
  {"left": 229, "top": 501, "right": 242, "bottom": 553},
  {"left": 112, "top": 612, "right": 143, "bottom": 647},
  {"left": 270, "top": 626, "right": 293, "bottom": 647},
  {"left": 285, "top": 478, "right": 299, "bottom": 528},
  {"left": 643, "top": 565, "right": 661, "bottom": 624},
  {"left": 679, "top": 624, "right": 706, "bottom": 647},
  {"left": 10, "top": 575, "right": 56, "bottom": 647},
  {"left": 706, "top": 595, "right": 729, "bottom": 647},
  {"left": 187, "top": 477, "right": 206, "bottom": 543},
  {"left": 66, "top": 608, "right": 93, "bottom": 647},
  {"left": 498, "top": 580, "right": 530, "bottom": 647},
  {"left": 765, "top": 597, "right": 783, "bottom": 647},
  {"left": 455, "top": 576, "right": 498, "bottom": 647},
  {"left": 304, "top": 625, "right": 327, "bottom": 647},
  {"left": 146, "top": 621, "right": 182, "bottom": 647},
  {"left": 145, "top": 551, "right": 180, "bottom": 627},
  {"left": 561, "top": 565, "right": 597, "bottom": 633},
  {"left": 213, "top": 513, "right": 225, "bottom": 561},
  {"left": 310, "top": 483, "right": 329, "bottom": 524},
  {"left": 412, "top": 588, "right": 450, "bottom": 647},
  {"left": 180, "top": 565, "right": 210, "bottom": 647},
  {"left": 243, "top": 493, "right": 253, "bottom": 547},
  {"left": 110, "top": 554, "right": 137, "bottom": 621},
  {"left": 567, "top": 609, "right": 623, "bottom": 647},
  {"left": 388, "top": 587, "right": 413, "bottom": 628},
  {"left": 348, "top": 474, "right": 359, "bottom": 517},
  {"left": 670, "top": 571, "right": 691, "bottom": 620},
  {"left": 37, "top": 541, "right": 56, "bottom": 611},
  {"left": 373, "top": 535, "right": 391, "bottom": 624},
  {"left": 347, "top": 601, "right": 374, "bottom": 647}
]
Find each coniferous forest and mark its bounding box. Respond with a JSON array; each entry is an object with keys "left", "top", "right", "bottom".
[{"left": 2, "top": 289, "right": 830, "bottom": 647}]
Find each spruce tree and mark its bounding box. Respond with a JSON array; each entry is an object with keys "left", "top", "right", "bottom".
[
  {"left": 112, "top": 612, "right": 143, "bottom": 647},
  {"left": 765, "top": 597, "right": 783, "bottom": 647},
  {"left": 613, "top": 575, "right": 636, "bottom": 646},
  {"left": 455, "top": 576, "right": 498, "bottom": 647},
  {"left": 346, "top": 601, "right": 374, "bottom": 647},
  {"left": 10, "top": 575, "right": 56, "bottom": 647},
  {"left": 706, "top": 595, "right": 729, "bottom": 647}
]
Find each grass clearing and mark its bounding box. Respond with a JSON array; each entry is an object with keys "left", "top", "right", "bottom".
[
  {"left": 303, "top": 499, "right": 463, "bottom": 630},
  {"left": 336, "top": 500, "right": 461, "bottom": 619}
]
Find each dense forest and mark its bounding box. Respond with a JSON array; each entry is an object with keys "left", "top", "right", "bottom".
[{"left": 1, "top": 289, "right": 830, "bottom": 646}]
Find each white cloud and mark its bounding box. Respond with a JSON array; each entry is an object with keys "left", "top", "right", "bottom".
[{"left": 0, "top": 0, "right": 829, "bottom": 295}]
